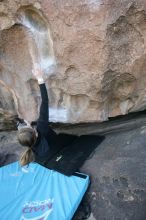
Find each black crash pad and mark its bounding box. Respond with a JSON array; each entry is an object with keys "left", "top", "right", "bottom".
[{"left": 45, "top": 135, "right": 104, "bottom": 176}]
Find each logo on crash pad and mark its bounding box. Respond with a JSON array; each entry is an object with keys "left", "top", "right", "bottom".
[{"left": 20, "top": 199, "right": 54, "bottom": 220}]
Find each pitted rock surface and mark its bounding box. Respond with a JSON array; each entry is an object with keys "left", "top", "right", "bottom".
[{"left": 1, "top": 0, "right": 146, "bottom": 126}]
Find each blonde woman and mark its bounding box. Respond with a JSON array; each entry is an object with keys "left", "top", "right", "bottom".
[{"left": 17, "top": 68, "right": 57, "bottom": 166}]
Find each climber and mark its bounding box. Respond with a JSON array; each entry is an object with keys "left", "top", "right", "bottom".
[
  {"left": 17, "top": 68, "right": 104, "bottom": 176},
  {"left": 17, "top": 68, "right": 58, "bottom": 166}
]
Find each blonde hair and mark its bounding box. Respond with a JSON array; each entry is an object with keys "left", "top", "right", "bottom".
[{"left": 18, "top": 127, "right": 36, "bottom": 166}]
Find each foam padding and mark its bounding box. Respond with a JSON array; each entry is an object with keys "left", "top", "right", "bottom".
[
  {"left": 46, "top": 135, "right": 104, "bottom": 176},
  {"left": 0, "top": 162, "right": 89, "bottom": 220}
]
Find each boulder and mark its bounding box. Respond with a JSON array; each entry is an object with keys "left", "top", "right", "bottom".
[{"left": 1, "top": 0, "right": 146, "bottom": 125}]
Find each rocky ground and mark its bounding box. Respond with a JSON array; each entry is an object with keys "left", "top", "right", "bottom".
[
  {"left": 80, "top": 126, "right": 146, "bottom": 220},
  {"left": 1, "top": 113, "right": 146, "bottom": 220}
]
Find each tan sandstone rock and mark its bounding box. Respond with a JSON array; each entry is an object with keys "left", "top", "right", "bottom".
[{"left": 0, "top": 0, "right": 146, "bottom": 125}]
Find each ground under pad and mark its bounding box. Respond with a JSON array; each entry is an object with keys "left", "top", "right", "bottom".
[{"left": 0, "top": 161, "right": 89, "bottom": 220}]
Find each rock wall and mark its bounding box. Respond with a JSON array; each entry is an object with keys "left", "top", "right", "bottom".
[{"left": 1, "top": 0, "right": 146, "bottom": 124}]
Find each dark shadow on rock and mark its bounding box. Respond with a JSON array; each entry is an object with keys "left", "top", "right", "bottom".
[
  {"left": 0, "top": 153, "right": 18, "bottom": 167},
  {"left": 73, "top": 192, "right": 91, "bottom": 220}
]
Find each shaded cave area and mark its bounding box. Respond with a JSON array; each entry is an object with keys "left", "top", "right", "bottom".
[{"left": 1, "top": 109, "right": 146, "bottom": 220}]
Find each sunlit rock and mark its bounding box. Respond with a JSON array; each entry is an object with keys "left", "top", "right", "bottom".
[{"left": 0, "top": 0, "right": 146, "bottom": 125}]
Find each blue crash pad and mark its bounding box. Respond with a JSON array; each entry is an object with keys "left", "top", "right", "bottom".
[{"left": 0, "top": 162, "right": 89, "bottom": 220}]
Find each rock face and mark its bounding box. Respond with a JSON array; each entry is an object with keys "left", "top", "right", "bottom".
[{"left": 1, "top": 0, "right": 146, "bottom": 124}]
